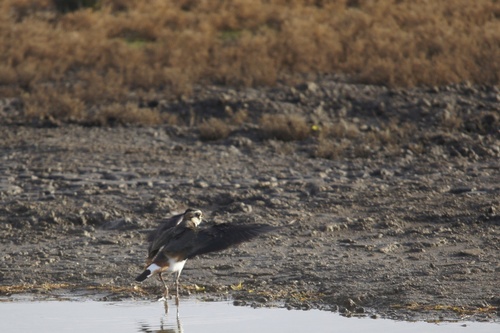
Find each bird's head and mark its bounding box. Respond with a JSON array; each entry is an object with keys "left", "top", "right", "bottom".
[{"left": 183, "top": 208, "right": 203, "bottom": 228}]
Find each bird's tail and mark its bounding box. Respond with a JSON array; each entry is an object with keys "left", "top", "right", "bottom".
[{"left": 135, "top": 263, "right": 161, "bottom": 282}]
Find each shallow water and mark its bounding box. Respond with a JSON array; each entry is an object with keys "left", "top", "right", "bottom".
[{"left": 0, "top": 298, "right": 497, "bottom": 333}]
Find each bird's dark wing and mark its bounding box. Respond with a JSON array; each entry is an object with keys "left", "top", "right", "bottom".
[
  {"left": 185, "top": 223, "right": 276, "bottom": 259},
  {"left": 147, "top": 213, "right": 184, "bottom": 258},
  {"left": 147, "top": 213, "right": 184, "bottom": 242},
  {"left": 156, "top": 226, "right": 199, "bottom": 259}
]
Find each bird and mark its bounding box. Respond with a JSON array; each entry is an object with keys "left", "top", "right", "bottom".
[
  {"left": 135, "top": 208, "right": 274, "bottom": 303},
  {"left": 142, "top": 208, "right": 202, "bottom": 296}
]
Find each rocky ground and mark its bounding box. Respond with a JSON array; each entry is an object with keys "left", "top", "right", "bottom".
[{"left": 0, "top": 78, "right": 499, "bottom": 322}]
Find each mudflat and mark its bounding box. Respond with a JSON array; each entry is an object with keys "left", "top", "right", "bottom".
[{"left": 1, "top": 79, "right": 499, "bottom": 321}]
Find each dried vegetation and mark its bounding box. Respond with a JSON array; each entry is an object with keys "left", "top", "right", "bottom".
[
  {"left": 198, "top": 117, "right": 232, "bottom": 141},
  {"left": 314, "top": 120, "right": 419, "bottom": 159},
  {"left": 0, "top": 0, "right": 499, "bottom": 145},
  {"left": 2, "top": 2, "right": 499, "bottom": 93},
  {"left": 259, "top": 114, "right": 311, "bottom": 141}
]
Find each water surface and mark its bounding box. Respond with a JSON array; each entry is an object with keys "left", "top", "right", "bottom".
[{"left": 0, "top": 298, "right": 496, "bottom": 333}]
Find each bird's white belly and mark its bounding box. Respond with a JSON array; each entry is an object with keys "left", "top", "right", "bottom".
[{"left": 167, "top": 258, "right": 187, "bottom": 273}]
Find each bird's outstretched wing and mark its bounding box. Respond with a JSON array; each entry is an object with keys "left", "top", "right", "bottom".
[{"left": 185, "top": 223, "right": 276, "bottom": 259}]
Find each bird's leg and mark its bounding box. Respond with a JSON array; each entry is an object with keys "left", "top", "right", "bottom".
[
  {"left": 159, "top": 272, "right": 169, "bottom": 299},
  {"left": 176, "top": 305, "right": 181, "bottom": 324},
  {"left": 163, "top": 298, "right": 169, "bottom": 316},
  {"left": 175, "top": 272, "right": 181, "bottom": 306}
]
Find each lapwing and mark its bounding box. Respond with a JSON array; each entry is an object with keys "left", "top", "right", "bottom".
[
  {"left": 142, "top": 208, "right": 202, "bottom": 297},
  {"left": 135, "top": 208, "right": 274, "bottom": 303}
]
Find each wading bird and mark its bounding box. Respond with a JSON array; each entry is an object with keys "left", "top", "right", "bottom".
[{"left": 135, "top": 208, "right": 274, "bottom": 304}]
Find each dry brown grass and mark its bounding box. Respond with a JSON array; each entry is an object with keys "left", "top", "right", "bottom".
[
  {"left": 314, "top": 120, "right": 418, "bottom": 159},
  {"left": 315, "top": 139, "right": 349, "bottom": 160},
  {"left": 24, "top": 86, "right": 86, "bottom": 123},
  {"left": 198, "top": 117, "right": 232, "bottom": 141},
  {"left": 260, "top": 114, "right": 311, "bottom": 141},
  {"left": 0, "top": 0, "right": 499, "bottom": 124},
  {"left": 89, "top": 102, "right": 162, "bottom": 126},
  {"left": 227, "top": 108, "right": 249, "bottom": 126}
]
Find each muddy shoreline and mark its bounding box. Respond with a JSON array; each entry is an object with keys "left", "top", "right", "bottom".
[{"left": 1, "top": 80, "right": 499, "bottom": 321}]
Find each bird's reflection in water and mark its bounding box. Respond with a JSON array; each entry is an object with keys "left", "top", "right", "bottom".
[{"left": 138, "top": 299, "right": 183, "bottom": 333}]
